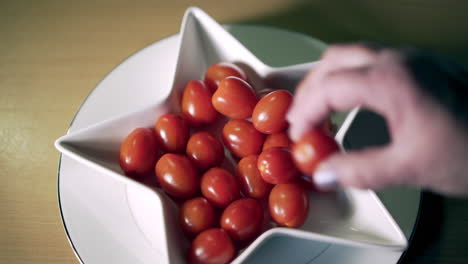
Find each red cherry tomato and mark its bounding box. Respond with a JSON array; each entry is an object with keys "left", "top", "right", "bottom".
[
  {"left": 155, "top": 153, "right": 199, "bottom": 199},
  {"left": 212, "top": 77, "right": 258, "bottom": 119},
  {"left": 252, "top": 90, "right": 292, "bottom": 134},
  {"left": 220, "top": 198, "right": 263, "bottom": 242},
  {"left": 204, "top": 62, "right": 248, "bottom": 92},
  {"left": 154, "top": 113, "right": 189, "bottom": 153},
  {"left": 119, "top": 128, "right": 158, "bottom": 177},
  {"left": 179, "top": 197, "right": 216, "bottom": 237},
  {"left": 236, "top": 155, "right": 272, "bottom": 199},
  {"left": 222, "top": 119, "right": 265, "bottom": 158},
  {"left": 182, "top": 80, "right": 218, "bottom": 126},
  {"left": 188, "top": 228, "right": 236, "bottom": 264},
  {"left": 262, "top": 131, "right": 292, "bottom": 151},
  {"left": 257, "top": 147, "right": 298, "bottom": 184},
  {"left": 186, "top": 131, "right": 225, "bottom": 171},
  {"left": 201, "top": 167, "right": 240, "bottom": 208},
  {"left": 291, "top": 129, "right": 340, "bottom": 174},
  {"left": 269, "top": 183, "right": 309, "bottom": 228}
]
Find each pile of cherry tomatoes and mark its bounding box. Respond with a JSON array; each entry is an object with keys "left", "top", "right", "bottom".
[{"left": 119, "top": 62, "right": 339, "bottom": 264}]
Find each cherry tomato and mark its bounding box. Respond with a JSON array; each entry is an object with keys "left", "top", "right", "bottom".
[
  {"left": 186, "top": 132, "right": 224, "bottom": 171},
  {"left": 154, "top": 113, "right": 189, "bottom": 153},
  {"left": 236, "top": 155, "right": 272, "bottom": 199},
  {"left": 204, "top": 62, "right": 248, "bottom": 92},
  {"left": 188, "top": 228, "right": 235, "bottom": 264},
  {"left": 212, "top": 77, "right": 258, "bottom": 119},
  {"left": 119, "top": 128, "right": 158, "bottom": 177},
  {"left": 220, "top": 198, "right": 263, "bottom": 242},
  {"left": 252, "top": 90, "right": 292, "bottom": 134},
  {"left": 222, "top": 119, "right": 265, "bottom": 158},
  {"left": 155, "top": 153, "right": 199, "bottom": 199},
  {"left": 291, "top": 129, "right": 340, "bottom": 174},
  {"left": 257, "top": 147, "right": 298, "bottom": 184},
  {"left": 201, "top": 167, "right": 240, "bottom": 208},
  {"left": 262, "top": 131, "right": 292, "bottom": 151},
  {"left": 179, "top": 197, "right": 216, "bottom": 237},
  {"left": 269, "top": 183, "right": 309, "bottom": 228},
  {"left": 182, "top": 80, "right": 218, "bottom": 126}
]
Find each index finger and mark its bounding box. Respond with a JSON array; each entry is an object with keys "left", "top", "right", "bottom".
[
  {"left": 287, "top": 67, "right": 374, "bottom": 141},
  {"left": 287, "top": 44, "right": 398, "bottom": 142}
]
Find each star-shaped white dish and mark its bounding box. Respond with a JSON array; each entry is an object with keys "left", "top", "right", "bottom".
[{"left": 55, "top": 7, "right": 407, "bottom": 263}]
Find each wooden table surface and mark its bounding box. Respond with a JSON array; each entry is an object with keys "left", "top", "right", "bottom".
[{"left": 1, "top": 0, "right": 468, "bottom": 263}]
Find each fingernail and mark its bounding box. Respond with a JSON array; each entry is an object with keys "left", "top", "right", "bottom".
[
  {"left": 314, "top": 169, "right": 338, "bottom": 190},
  {"left": 289, "top": 131, "right": 299, "bottom": 142}
]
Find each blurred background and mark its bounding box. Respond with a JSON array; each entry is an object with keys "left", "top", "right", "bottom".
[{"left": 1, "top": 0, "right": 468, "bottom": 263}]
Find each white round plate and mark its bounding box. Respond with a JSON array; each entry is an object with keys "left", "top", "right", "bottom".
[{"left": 58, "top": 24, "right": 421, "bottom": 264}]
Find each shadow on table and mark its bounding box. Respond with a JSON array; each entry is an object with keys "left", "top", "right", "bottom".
[
  {"left": 399, "top": 192, "right": 443, "bottom": 263},
  {"left": 237, "top": 0, "right": 468, "bottom": 66}
]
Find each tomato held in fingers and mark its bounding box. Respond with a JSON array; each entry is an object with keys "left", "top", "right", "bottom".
[
  {"left": 154, "top": 113, "right": 190, "bottom": 153},
  {"left": 269, "top": 183, "right": 309, "bottom": 228},
  {"left": 179, "top": 197, "right": 216, "bottom": 237},
  {"left": 182, "top": 80, "right": 218, "bottom": 126},
  {"left": 119, "top": 128, "right": 158, "bottom": 177},
  {"left": 222, "top": 119, "right": 265, "bottom": 158},
  {"left": 186, "top": 132, "right": 224, "bottom": 171},
  {"left": 237, "top": 155, "right": 272, "bottom": 199},
  {"left": 204, "top": 62, "right": 248, "bottom": 92},
  {"left": 252, "top": 90, "right": 292, "bottom": 134},
  {"left": 155, "top": 153, "right": 199, "bottom": 199},
  {"left": 220, "top": 198, "right": 263, "bottom": 243},
  {"left": 212, "top": 77, "right": 258, "bottom": 119},
  {"left": 188, "top": 228, "right": 236, "bottom": 264},
  {"left": 201, "top": 167, "right": 240, "bottom": 208},
  {"left": 292, "top": 129, "right": 340, "bottom": 174},
  {"left": 262, "top": 131, "right": 292, "bottom": 151},
  {"left": 257, "top": 147, "right": 299, "bottom": 184}
]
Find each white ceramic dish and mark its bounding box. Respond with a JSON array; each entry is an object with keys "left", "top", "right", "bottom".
[{"left": 56, "top": 7, "right": 420, "bottom": 264}]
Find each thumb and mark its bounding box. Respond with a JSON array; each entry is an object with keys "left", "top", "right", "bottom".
[{"left": 313, "top": 146, "right": 406, "bottom": 190}]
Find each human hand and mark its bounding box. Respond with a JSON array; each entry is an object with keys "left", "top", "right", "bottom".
[{"left": 287, "top": 43, "right": 468, "bottom": 196}]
